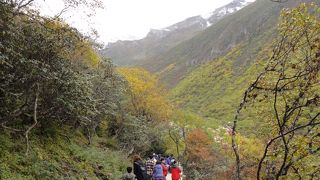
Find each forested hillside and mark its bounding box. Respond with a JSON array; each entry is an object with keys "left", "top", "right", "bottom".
[
  {"left": 0, "top": 1, "right": 175, "bottom": 179},
  {"left": 172, "top": 1, "right": 320, "bottom": 179},
  {"left": 145, "top": 0, "right": 280, "bottom": 86},
  {"left": 1, "top": 0, "right": 319, "bottom": 179},
  {"left": 106, "top": 0, "right": 319, "bottom": 179},
  {"left": 168, "top": 0, "right": 280, "bottom": 132}
]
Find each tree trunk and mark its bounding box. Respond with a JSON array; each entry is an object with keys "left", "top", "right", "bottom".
[{"left": 25, "top": 83, "right": 39, "bottom": 156}]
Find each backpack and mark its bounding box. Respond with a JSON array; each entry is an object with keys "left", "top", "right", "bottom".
[
  {"left": 124, "top": 173, "right": 135, "bottom": 180},
  {"left": 134, "top": 162, "right": 149, "bottom": 180}
]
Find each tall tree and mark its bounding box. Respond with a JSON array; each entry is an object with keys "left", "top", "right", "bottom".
[{"left": 232, "top": 3, "right": 320, "bottom": 179}]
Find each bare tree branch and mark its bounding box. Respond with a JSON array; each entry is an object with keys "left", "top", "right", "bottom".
[{"left": 25, "top": 83, "right": 39, "bottom": 156}]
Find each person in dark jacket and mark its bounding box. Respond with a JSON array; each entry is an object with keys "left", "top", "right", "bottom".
[{"left": 133, "top": 155, "right": 148, "bottom": 180}]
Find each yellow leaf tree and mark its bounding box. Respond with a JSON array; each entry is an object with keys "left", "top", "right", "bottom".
[{"left": 117, "top": 67, "right": 173, "bottom": 122}]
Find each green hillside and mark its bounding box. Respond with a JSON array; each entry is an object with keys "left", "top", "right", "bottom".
[
  {"left": 144, "top": 0, "right": 283, "bottom": 87},
  {"left": 169, "top": 44, "right": 272, "bottom": 135},
  {"left": 1, "top": 0, "right": 319, "bottom": 179},
  {"left": 144, "top": 0, "right": 313, "bottom": 88},
  {"left": 169, "top": 3, "right": 320, "bottom": 178},
  {"left": 0, "top": 129, "right": 130, "bottom": 179},
  {"left": 166, "top": 0, "right": 280, "bottom": 130},
  {"left": 0, "top": 2, "right": 174, "bottom": 179},
  {"left": 168, "top": 0, "right": 316, "bottom": 133}
]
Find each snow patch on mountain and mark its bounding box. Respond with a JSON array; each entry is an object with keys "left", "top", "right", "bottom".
[
  {"left": 162, "top": 28, "right": 171, "bottom": 32},
  {"left": 202, "top": 0, "right": 255, "bottom": 21},
  {"left": 141, "top": 0, "right": 255, "bottom": 40},
  {"left": 200, "top": 12, "right": 214, "bottom": 19},
  {"left": 206, "top": 21, "right": 212, "bottom": 27}
]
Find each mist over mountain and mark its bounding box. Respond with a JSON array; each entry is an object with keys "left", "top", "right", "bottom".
[{"left": 101, "top": 0, "right": 255, "bottom": 67}]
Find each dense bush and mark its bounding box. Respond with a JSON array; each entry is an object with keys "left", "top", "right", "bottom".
[{"left": 0, "top": 0, "right": 126, "bottom": 150}]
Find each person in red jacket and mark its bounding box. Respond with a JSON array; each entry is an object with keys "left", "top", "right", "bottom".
[
  {"left": 170, "top": 161, "right": 181, "bottom": 180},
  {"left": 160, "top": 158, "right": 168, "bottom": 178}
]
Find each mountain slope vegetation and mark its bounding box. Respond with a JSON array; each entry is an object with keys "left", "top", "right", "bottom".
[
  {"left": 1, "top": 0, "right": 319, "bottom": 179},
  {"left": 0, "top": 1, "right": 174, "bottom": 179},
  {"left": 169, "top": 0, "right": 317, "bottom": 123},
  {"left": 170, "top": 1, "right": 319, "bottom": 179},
  {"left": 148, "top": 0, "right": 302, "bottom": 87}
]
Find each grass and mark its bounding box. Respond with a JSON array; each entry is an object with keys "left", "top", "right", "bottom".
[{"left": 0, "top": 127, "right": 130, "bottom": 179}]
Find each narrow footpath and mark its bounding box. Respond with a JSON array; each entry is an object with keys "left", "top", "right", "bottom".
[{"left": 166, "top": 173, "right": 172, "bottom": 180}]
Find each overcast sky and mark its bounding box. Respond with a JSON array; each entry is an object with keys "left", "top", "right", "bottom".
[{"left": 37, "top": 0, "right": 233, "bottom": 44}]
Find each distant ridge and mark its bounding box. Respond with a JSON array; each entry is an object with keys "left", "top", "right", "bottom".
[{"left": 101, "top": 0, "right": 254, "bottom": 67}]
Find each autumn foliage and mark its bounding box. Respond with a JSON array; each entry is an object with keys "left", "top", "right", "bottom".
[
  {"left": 184, "top": 129, "right": 216, "bottom": 179},
  {"left": 117, "top": 67, "right": 173, "bottom": 122}
]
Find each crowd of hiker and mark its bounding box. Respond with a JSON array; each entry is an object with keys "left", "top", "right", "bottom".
[{"left": 123, "top": 154, "right": 182, "bottom": 180}]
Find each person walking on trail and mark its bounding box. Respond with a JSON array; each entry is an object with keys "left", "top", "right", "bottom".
[
  {"left": 146, "top": 155, "right": 155, "bottom": 179},
  {"left": 153, "top": 161, "right": 164, "bottom": 180},
  {"left": 160, "top": 158, "right": 168, "bottom": 178},
  {"left": 165, "top": 155, "right": 171, "bottom": 166},
  {"left": 170, "top": 161, "right": 181, "bottom": 180},
  {"left": 152, "top": 153, "right": 158, "bottom": 164},
  {"left": 123, "top": 167, "right": 136, "bottom": 180},
  {"left": 133, "top": 155, "right": 148, "bottom": 180}
]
